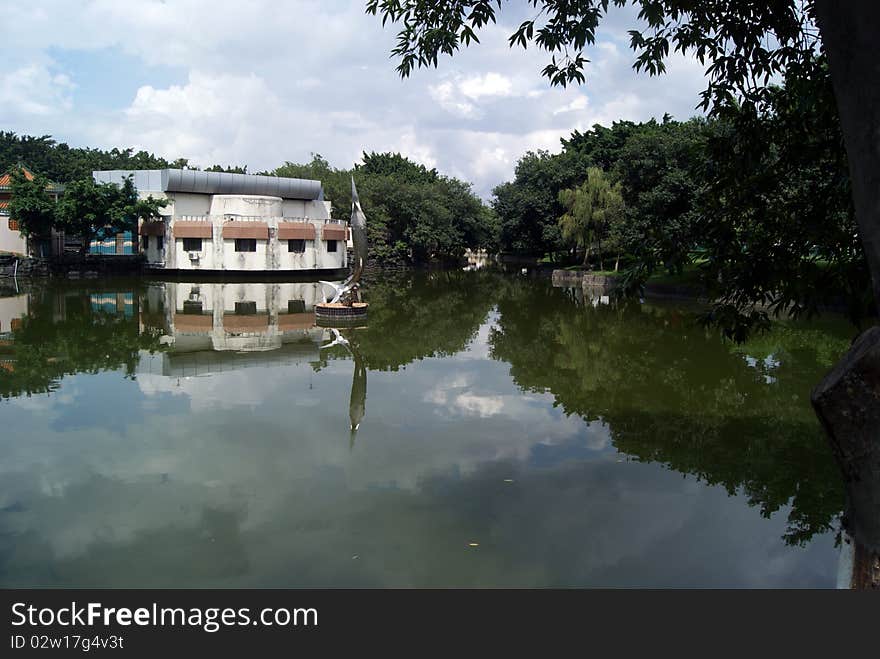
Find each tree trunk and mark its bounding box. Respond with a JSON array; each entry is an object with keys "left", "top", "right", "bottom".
[
  {"left": 811, "top": 327, "right": 880, "bottom": 589},
  {"left": 815, "top": 0, "right": 880, "bottom": 307},
  {"left": 615, "top": 254, "right": 620, "bottom": 272},
  {"left": 813, "top": 0, "right": 880, "bottom": 588},
  {"left": 582, "top": 243, "right": 591, "bottom": 268}
]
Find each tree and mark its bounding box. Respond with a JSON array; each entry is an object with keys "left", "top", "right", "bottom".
[
  {"left": 365, "top": 0, "right": 876, "bottom": 307},
  {"left": 613, "top": 116, "right": 706, "bottom": 282},
  {"left": 54, "top": 176, "right": 166, "bottom": 254},
  {"left": 367, "top": 0, "right": 880, "bottom": 585},
  {"left": 0, "top": 132, "right": 178, "bottom": 183},
  {"left": 492, "top": 149, "right": 581, "bottom": 256},
  {"left": 206, "top": 164, "right": 248, "bottom": 174},
  {"left": 6, "top": 170, "right": 56, "bottom": 240},
  {"left": 698, "top": 62, "right": 868, "bottom": 338},
  {"left": 558, "top": 167, "right": 624, "bottom": 268}
]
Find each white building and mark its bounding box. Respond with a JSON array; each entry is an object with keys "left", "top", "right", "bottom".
[{"left": 93, "top": 169, "right": 349, "bottom": 274}]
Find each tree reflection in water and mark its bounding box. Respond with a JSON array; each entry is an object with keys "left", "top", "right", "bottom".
[
  {"left": 490, "top": 278, "right": 852, "bottom": 548},
  {"left": 0, "top": 272, "right": 860, "bottom": 559}
]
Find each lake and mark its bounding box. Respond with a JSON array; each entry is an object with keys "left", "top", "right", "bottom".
[{"left": 0, "top": 271, "right": 853, "bottom": 587}]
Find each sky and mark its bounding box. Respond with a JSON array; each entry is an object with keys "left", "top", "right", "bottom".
[{"left": 0, "top": 0, "right": 710, "bottom": 198}]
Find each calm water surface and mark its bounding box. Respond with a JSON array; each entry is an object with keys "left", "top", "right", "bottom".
[{"left": 0, "top": 271, "right": 853, "bottom": 587}]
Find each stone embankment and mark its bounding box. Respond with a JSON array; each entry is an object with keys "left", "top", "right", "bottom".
[
  {"left": 0, "top": 254, "right": 146, "bottom": 279},
  {"left": 551, "top": 269, "right": 705, "bottom": 300}
]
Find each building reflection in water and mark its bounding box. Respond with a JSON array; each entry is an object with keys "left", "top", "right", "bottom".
[{"left": 137, "top": 280, "right": 365, "bottom": 441}]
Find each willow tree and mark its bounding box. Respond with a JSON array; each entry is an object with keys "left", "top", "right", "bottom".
[
  {"left": 366, "top": 0, "right": 880, "bottom": 586},
  {"left": 558, "top": 167, "right": 624, "bottom": 269}
]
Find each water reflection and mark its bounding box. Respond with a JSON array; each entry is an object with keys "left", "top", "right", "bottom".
[{"left": 0, "top": 273, "right": 860, "bottom": 587}]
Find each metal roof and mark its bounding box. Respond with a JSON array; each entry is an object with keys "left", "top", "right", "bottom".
[{"left": 92, "top": 169, "right": 324, "bottom": 201}]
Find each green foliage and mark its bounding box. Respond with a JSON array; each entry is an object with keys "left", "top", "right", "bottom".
[
  {"left": 492, "top": 89, "right": 870, "bottom": 334},
  {"left": 367, "top": 2, "right": 874, "bottom": 335},
  {"left": 697, "top": 56, "right": 870, "bottom": 335},
  {"left": 488, "top": 279, "right": 848, "bottom": 545},
  {"left": 205, "top": 164, "right": 248, "bottom": 174},
  {"left": 6, "top": 170, "right": 56, "bottom": 238},
  {"left": 3, "top": 135, "right": 497, "bottom": 264},
  {"left": 492, "top": 149, "right": 584, "bottom": 256},
  {"left": 366, "top": 1, "right": 822, "bottom": 113},
  {"left": 495, "top": 117, "right": 707, "bottom": 270},
  {"left": 271, "top": 153, "right": 351, "bottom": 220},
  {"left": 314, "top": 270, "right": 501, "bottom": 371},
  {"left": 558, "top": 167, "right": 625, "bottom": 268},
  {"left": 612, "top": 116, "right": 707, "bottom": 278},
  {"left": 54, "top": 176, "right": 166, "bottom": 253},
  {"left": 0, "top": 132, "right": 182, "bottom": 183},
  {"left": 274, "top": 152, "right": 498, "bottom": 264},
  {"left": 0, "top": 283, "right": 165, "bottom": 399}
]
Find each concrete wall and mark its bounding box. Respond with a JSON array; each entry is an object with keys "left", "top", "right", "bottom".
[
  {"left": 0, "top": 220, "right": 28, "bottom": 256},
  {"left": 168, "top": 192, "right": 211, "bottom": 216},
  {"left": 173, "top": 228, "right": 218, "bottom": 270},
  {"left": 210, "top": 195, "right": 282, "bottom": 217},
  {"left": 281, "top": 199, "right": 332, "bottom": 219},
  {"left": 0, "top": 293, "right": 28, "bottom": 333},
  {"left": 221, "top": 237, "right": 268, "bottom": 271},
  {"left": 277, "top": 239, "right": 318, "bottom": 270},
  {"left": 142, "top": 233, "right": 166, "bottom": 264},
  {"left": 161, "top": 218, "right": 345, "bottom": 272}
]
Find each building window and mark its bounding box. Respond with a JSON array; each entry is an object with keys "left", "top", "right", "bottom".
[
  {"left": 8, "top": 219, "right": 19, "bottom": 232},
  {"left": 142, "top": 235, "right": 150, "bottom": 250},
  {"left": 326, "top": 240, "right": 338, "bottom": 252},
  {"left": 288, "top": 299, "right": 306, "bottom": 313},
  {"left": 182, "top": 238, "right": 202, "bottom": 252},
  {"left": 288, "top": 239, "right": 305, "bottom": 253},
  {"left": 235, "top": 238, "right": 257, "bottom": 252},
  {"left": 156, "top": 235, "right": 164, "bottom": 251},
  {"left": 182, "top": 300, "right": 203, "bottom": 315},
  {"left": 235, "top": 301, "right": 257, "bottom": 315}
]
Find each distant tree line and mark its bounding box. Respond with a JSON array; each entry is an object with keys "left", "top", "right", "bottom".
[
  {"left": 1, "top": 133, "right": 497, "bottom": 263},
  {"left": 492, "top": 63, "right": 870, "bottom": 336},
  {"left": 271, "top": 152, "right": 498, "bottom": 264},
  {"left": 0, "top": 132, "right": 240, "bottom": 183}
]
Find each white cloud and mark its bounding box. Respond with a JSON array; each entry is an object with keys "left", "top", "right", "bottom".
[
  {"left": 0, "top": 1, "right": 710, "bottom": 197},
  {"left": 0, "top": 63, "right": 74, "bottom": 116},
  {"left": 458, "top": 72, "right": 514, "bottom": 99}
]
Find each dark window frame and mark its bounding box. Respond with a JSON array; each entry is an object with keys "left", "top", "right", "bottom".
[
  {"left": 182, "top": 237, "right": 203, "bottom": 252},
  {"left": 288, "top": 238, "right": 306, "bottom": 253},
  {"left": 235, "top": 238, "right": 257, "bottom": 253},
  {"left": 326, "top": 240, "right": 338, "bottom": 253},
  {"left": 234, "top": 301, "right": 257, "bottom": 315}
]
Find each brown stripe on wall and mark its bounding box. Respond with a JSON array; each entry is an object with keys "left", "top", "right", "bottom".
[
  {"left": 222, "top": 221, "right": 269, "bottom": 240},
  {"left": 322, "top": 224, "right": 347, "bottom": 241},
  {"left": 174, "top": 314, "right": 213, "bottom": 332},
  {"left": 278, "top": 222, "right": 316, "bottom": 240},
  {"left": 139, "top": 221, "right": 166, "bottom": 236},
  {"left": 278, "top": 312, "right": 315, "bottom": 331},
  {"left": 173, "top": 221, "right": 213, "bottom": 239}
]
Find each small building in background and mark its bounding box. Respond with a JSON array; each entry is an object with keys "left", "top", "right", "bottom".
[
  {"left": 0, "top": 167, "right": 64, "bottom": 257},
  {"left": 92, "top": 169, "right": 349, "bottom": 274}
]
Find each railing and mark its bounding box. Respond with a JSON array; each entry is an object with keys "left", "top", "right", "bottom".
[{"left": 171, "top": 215, "right": 347, "bottom": 224}]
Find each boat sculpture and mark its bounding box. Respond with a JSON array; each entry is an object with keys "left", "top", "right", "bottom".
[{"left": 316, "top": 176, "right": 369, "bottom": 323}]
